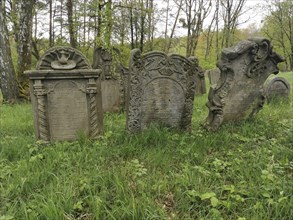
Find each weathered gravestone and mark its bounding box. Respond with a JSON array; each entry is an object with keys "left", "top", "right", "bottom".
[
  {"left": 117, "top": 63, "right": 129, "bottom": 110},
  {"left": 264, "top": 77, "right": 291, "bottom": 102},
  {"left": 206, "top": 68, "right": 221, "bottom": 85},
  {"left": 189, "top": 57, "right": 206, "bottom": 95},
  {"left": 25, "top": 46, "right": 103, "bottom": 141},
  {"left": 126, "top": 49, "right": 197, "bottom": 133},
  {"left": 93, "top": 47, "right": 123, "bottom": 112},
  {"left": 205, "top": 38, "right": 285, "bottom": 131}
]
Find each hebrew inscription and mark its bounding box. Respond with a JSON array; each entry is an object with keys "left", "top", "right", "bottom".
[
  {"left": 126, "top": 49, "right": 197, "bottom": 133},
  {"left": 205, "top": 38, "right": 285, "bottom": 131},
  {"left": 47, "top": 80, "right": 87, "bottom": 140}
]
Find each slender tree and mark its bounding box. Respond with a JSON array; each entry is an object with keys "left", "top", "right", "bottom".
[
  {"left": 0, "top": 0, "right": 19, "bottom": 102},
  {"left": 17, "top": 0, "right": 35, "bottom": 97},
  {"left": 180, "top": 0, "right": 212, "bottom": 57},
  {"left": 262, "top": 0, "right": 293, "bottom": 70},
  {"left": 220, "top": 0, "right": 247, "bottom": 48},
  {"left": 66, "top": 0, "right": 76, "bottom": 47}
]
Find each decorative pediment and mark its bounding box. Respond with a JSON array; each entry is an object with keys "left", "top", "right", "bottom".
[{"left": 36, "top": 46, "right": 91, "bottom": 70}]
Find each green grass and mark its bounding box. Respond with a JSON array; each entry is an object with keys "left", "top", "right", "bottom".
[{"left": 0, "top": 74, "right": 293, "bottom": 219}]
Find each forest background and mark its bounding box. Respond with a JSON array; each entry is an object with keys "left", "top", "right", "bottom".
[{"left": 0, "top": 0, "right": 293, "bottom": 103}]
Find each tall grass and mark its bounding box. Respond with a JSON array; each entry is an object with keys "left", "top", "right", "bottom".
[{"left": 0, "top": 72, "right": 292, "bottom": 219}]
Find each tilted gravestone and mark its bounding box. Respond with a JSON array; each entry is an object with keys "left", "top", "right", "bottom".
[
  {"left": 25, "top": 46, "right": 103, "bottom": 141},
  {"left": 205, "top": 38, "right": 285, "bottom": 131},
  {"left": 93, "top": 47, "right": 123, "bottom": 112},
  {"left": 264, "top": 77, "right": 291, "bottom": 102},
  {"left": 126, "top": 49, "right": 197, "bottom": 133}
]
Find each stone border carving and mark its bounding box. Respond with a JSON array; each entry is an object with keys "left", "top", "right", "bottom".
[
  {"left": 33, "top": 79, "right": 49, "bottom": 141},
  {"left": 205, "top": 38, "right": 285, "bottom": 131},
  {"left": 36, "top": 46, "right": 91, "bottom": 70},
  {"left": 86, "top": 78, "right": 99, "bottom": 138},
  {"left": 126, "top": 49, "right": 196, "bottom": 133}
]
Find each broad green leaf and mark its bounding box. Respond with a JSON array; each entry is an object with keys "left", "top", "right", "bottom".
[
  {"left": 200, "top": 192, "right": 216, "bottom": 200},
  {"left": 211, "top": 196, "right": 219, "bottom": 207}
]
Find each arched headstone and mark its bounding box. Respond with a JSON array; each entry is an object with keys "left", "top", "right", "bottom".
[
  {"left": 25, "top": 46, "right": 103, "bottom": 141},
  {"left": 265, "top": 77, "right": 291, "bottom": 102},
  {"left": 126, "top": 49, "right": 197, "bottom": 133}
]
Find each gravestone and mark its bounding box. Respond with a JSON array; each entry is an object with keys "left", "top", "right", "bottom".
[
  {"left": 126, "top": 49, "right": 197, "bottom": 133},
  {"left": 205, "top": 38, "right": 285, "bottom": 131},
  {"left": 206, "top": 68, "right": 221, "bottom": 85},
  {"left": 93, "top": 47, "right": 123, "bottom": 112},
  {"left": 25, "top": 46, "right": 103, "bottom": 141},
  {"left": 265, "top": 77, "right": 291, "bottom": 102},
  {"left": 189, "top": 57, "right": 206, "bottom": 95},
  {"left": 117, "top": 63, "right": 129, "bottom": 110}
]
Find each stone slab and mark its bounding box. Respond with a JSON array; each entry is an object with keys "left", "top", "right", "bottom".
[
  {"left": 25, "top": 46, "right": 103, "bottom": 141},
  {"left": 205, "top": 38, "right": 285, "bottom": 131},
  {"left": 126, "top": 49, "right": 197, "bottom": 133}
]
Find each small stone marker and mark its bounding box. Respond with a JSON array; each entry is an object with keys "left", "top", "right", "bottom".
[
  {"left": 205, "top": 38, "right": 285, "bottom": 131},
  {"left": 126, "top": 49, "right": 197, "bottom": 133},
  {"left": 206, "top": 68, "right": 221, "bottom": 85},
  {"left": 25, "top": 46, "right": 103, "bottom": 141},
  {"left": 93, "top": 47, "right": 123, "bottom": 112},
  {"left": 264, "top": 77, "right": 291, "bottom": 102}
]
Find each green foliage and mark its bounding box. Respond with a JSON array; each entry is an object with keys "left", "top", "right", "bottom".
[{"left": 0, "top": 73, "right": 292, "bottom": 219}]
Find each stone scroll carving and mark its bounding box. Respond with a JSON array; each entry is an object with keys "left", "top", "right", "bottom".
[
  {"left": 205, "top": 38, "right": 285, "bottom": 131},
  {"left": 126, "top": 49, "right": 197, "bottom": 133},
  {"left": 25, "top": 46, "right": 103, "bottom": 141}
]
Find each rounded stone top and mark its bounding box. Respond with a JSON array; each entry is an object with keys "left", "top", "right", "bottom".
[
  {"left": 36, "top": 46, "right": 92, "bottom": 70},
  {"left": 265, "top": 76, "right": 291, "bottom": 102}
]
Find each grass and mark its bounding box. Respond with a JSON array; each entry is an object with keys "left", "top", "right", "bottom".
[{"left": 0, "top": 72, "right": 292, "bottom": 220}]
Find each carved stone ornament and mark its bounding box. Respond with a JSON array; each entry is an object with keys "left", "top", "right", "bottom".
[
  {"left": 126, "top": 49, "right": 197, "bottom": 133},
  {"left": 36, "top": 46, "right": 91, "bottom": 70},
  {"left": 205, "top": 37, "right": 285, "bottom": 131},
  {"left": 25, "top": 46, "right": 103, "bottom": 141}
]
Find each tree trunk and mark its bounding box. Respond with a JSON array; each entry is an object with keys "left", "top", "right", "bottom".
[
  {"left": 130, "top": 7, "right": 135, "bottom": 49},
  {"left": 140, "top": 1, "right": 145, "bottom": 52},
  {"left": 0, "top": 1, "right": 19, "bottom": 103},
  {"left": 17, "top": 0, "right": 35, "bottom": 98},
  {"left": 49, "top": 0, "right": 53, "bottom": 46},
  {"left": 67, "top": 0, "right": 76, "bottom": 48}
]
